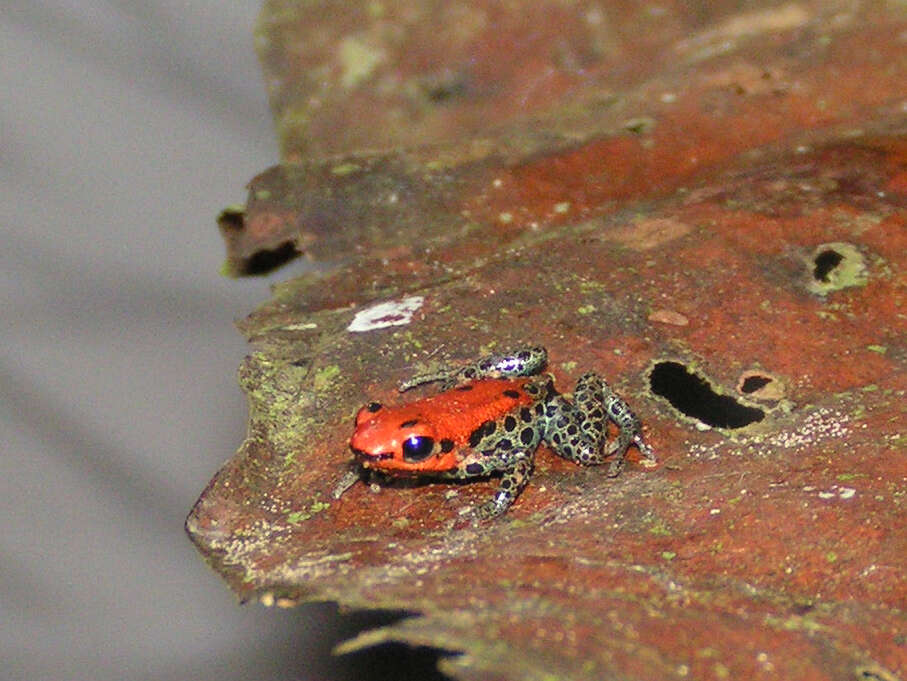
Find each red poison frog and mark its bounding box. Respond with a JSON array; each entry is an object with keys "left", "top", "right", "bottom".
[{"left": 345, "top": 346, "right": 655, "bottom": 518}]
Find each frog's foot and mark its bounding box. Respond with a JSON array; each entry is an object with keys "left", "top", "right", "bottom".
[
  {"left": 475, "top": 456, "right": 534, "bottom": 519},
  {"left": 400, "top": 346, "right": 548, "bottom": 392},
  {"left": 605, "top": 428, "right": 656, "bottom": 477},
  {"left": 634, "top": 434, "right": 657, "bottom": 461},
  {"left": 332, "top": 466, "right": 364, "bottom": 499}
]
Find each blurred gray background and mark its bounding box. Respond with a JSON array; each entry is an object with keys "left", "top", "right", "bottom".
[{"left": 1, "top": 2, "right": 446, "bottom": 679}]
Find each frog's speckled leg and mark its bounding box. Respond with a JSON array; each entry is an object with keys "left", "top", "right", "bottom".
[
  {"left": 476, "top": 455, "right": 534, "bottom": 519},
  {"left": 595, "top": 374, "right": 656, "bottom": 476},
  {"left": 400, "top": 346, "right": 548, "bottom": 391},
  {"left": 548, "top": 373, "right": 655, "bottom": 475}
]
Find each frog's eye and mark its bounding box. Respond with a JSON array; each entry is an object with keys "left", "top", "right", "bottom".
[{"left": 402, "top": 435, "right": 434, "bottom": 462}]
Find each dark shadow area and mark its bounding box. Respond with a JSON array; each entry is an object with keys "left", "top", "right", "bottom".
[
  {"left": 307, "top": 606, "right": 457, "bottom": 681},
  {"left": 649, "top": 361, "right": 765, "bottom": 428}
]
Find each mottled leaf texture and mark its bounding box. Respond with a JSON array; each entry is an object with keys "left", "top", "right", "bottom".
[{"left": 189, "top": 3, "right": 907, "bottom": 680}]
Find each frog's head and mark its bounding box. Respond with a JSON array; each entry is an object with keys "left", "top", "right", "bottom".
[{"left": 350, "top": 401, "right": 458, "bottom": 473}]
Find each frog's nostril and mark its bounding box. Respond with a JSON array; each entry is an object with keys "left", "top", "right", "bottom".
[{"left": 649, "top": 361, "right": 764, "bottom": 429}]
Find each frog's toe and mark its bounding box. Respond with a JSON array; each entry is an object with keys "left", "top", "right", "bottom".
[
  {"left": 606, "top": 457, "right": 626, "bottom": 478},
  {"left": 635, "top": 436, "right": 657, "bottom": 461},
  {"left": 475, "top": 499, "right": 509, "bottom": 519}
]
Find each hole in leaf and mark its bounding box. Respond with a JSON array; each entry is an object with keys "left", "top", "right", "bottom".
[
  {"left": 813, "top": 248, "right": 843, "bottom": 282},
  {"left": 649, "top": 361, "right": 765, "bottom": 428},
  {"left": 806, "top": 242, "right": 868, "bottom": 295},
  {"left": 740, "top": 375, "right": 772, "bottom": 393},
  {"left": 242, "top": 241, "right": 301, "bottom": 275}
]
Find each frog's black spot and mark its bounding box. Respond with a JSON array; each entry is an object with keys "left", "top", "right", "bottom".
[
  {"left": 468, "top": 420, "right": 496, "bottom": 447},
  {"left": 567, "top": 424, "right": 578, "bottom": 435},
  {"left": 590, "top": 408, "right": 603, "bottom": 420},
  {"left": 520, "top": 407, "right": 533, "bottom": 422},
  {"left": 526, "top": 383, "right": 539, "bottom": 395},
  {"left": 552, "top": 432, "right": 562, "bottom": 444},
  {"left": 500, "top": 478, "right": 513, "bottom": 489},
  {"left": 518, "top": 351, "right": 530, "bottom": 360},
  {"left": 534, "top": 403, "right": 545, "bottom": 415},
  {"left": 504, "top": 415, "right": 517, "bottom": 432},
  {"left": 455, "top": 384, "right": 474, "bottom": 391},
  {"left": 496, "top": 438, "right": 513, "bottom": 451},
  {"left": 367, "top": 402, "right": 383, "bottom": 412},
  {"left": 520, "top": 428, "right": 535, "bottom": 445},
  {"left": 503, "top": 389, "right": 521, "bottom": 399},
  {"left": 399, "top": 419, "right": 419, "bottom": 428},
  {"left": 440, "top": 438, "right": 455, "bottom": 453},
  {"left": 465, "top": 463, "right": 484, "bottom": 475}
]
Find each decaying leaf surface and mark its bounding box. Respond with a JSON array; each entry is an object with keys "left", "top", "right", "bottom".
[{"left": 190, "top": 3, "right": 907, "bottom": 680}]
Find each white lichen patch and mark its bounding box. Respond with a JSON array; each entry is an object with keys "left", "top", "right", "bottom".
[
  {"left": 338, "top": 36, "right": 386, "bottom": 89},
  {"left": 687, "top": 441, "right": 726, "bottom": 460},
  {"left": 279, "top": 322, "right": 318, "bottom": 331},
  {"left": 810, "top": 485, "right": 856, "bottom": 501},
  {"left": 347, "top": 296, "right": 424, "bottom": 332},
  {"left": 766, "top": 407, "right": 850, "bottom": 449},
  {"left": 276, "top": 550, "right": 355, "bottom": 583},
  {"left": 685, "top": 406, "right": 854, "bottom": 464}
]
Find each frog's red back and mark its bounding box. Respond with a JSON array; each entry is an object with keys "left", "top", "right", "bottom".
[{"left": 350, "top": 378, "right": 535, "bottom": 472}]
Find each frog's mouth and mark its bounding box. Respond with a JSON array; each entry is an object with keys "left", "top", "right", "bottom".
[{"left": 351, "top": 448, "right": 394, "bottom": 463}]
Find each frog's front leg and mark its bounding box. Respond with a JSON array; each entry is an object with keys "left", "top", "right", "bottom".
[
  {"left": 400, "top": 346, "right": 548, "bottom": 392},
  {"left": 444, "top": 450, "right": 535, "bottom": 519},
  {"left": 548, "top": 373, "right": 655, "bottom": 475},
  {"left": 478, "top": 456, "right": 534, "bottom": 518}
]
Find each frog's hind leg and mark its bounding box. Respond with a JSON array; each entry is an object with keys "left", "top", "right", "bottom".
[
  {"left": 400, "top": 346, "right": 548, "bottom": 391},
  {"left": 473, "top": 346, "right": 548, "bottom": 380},
  {"left": 551, "top": 373, "right": 655, "bottom": 476}
]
